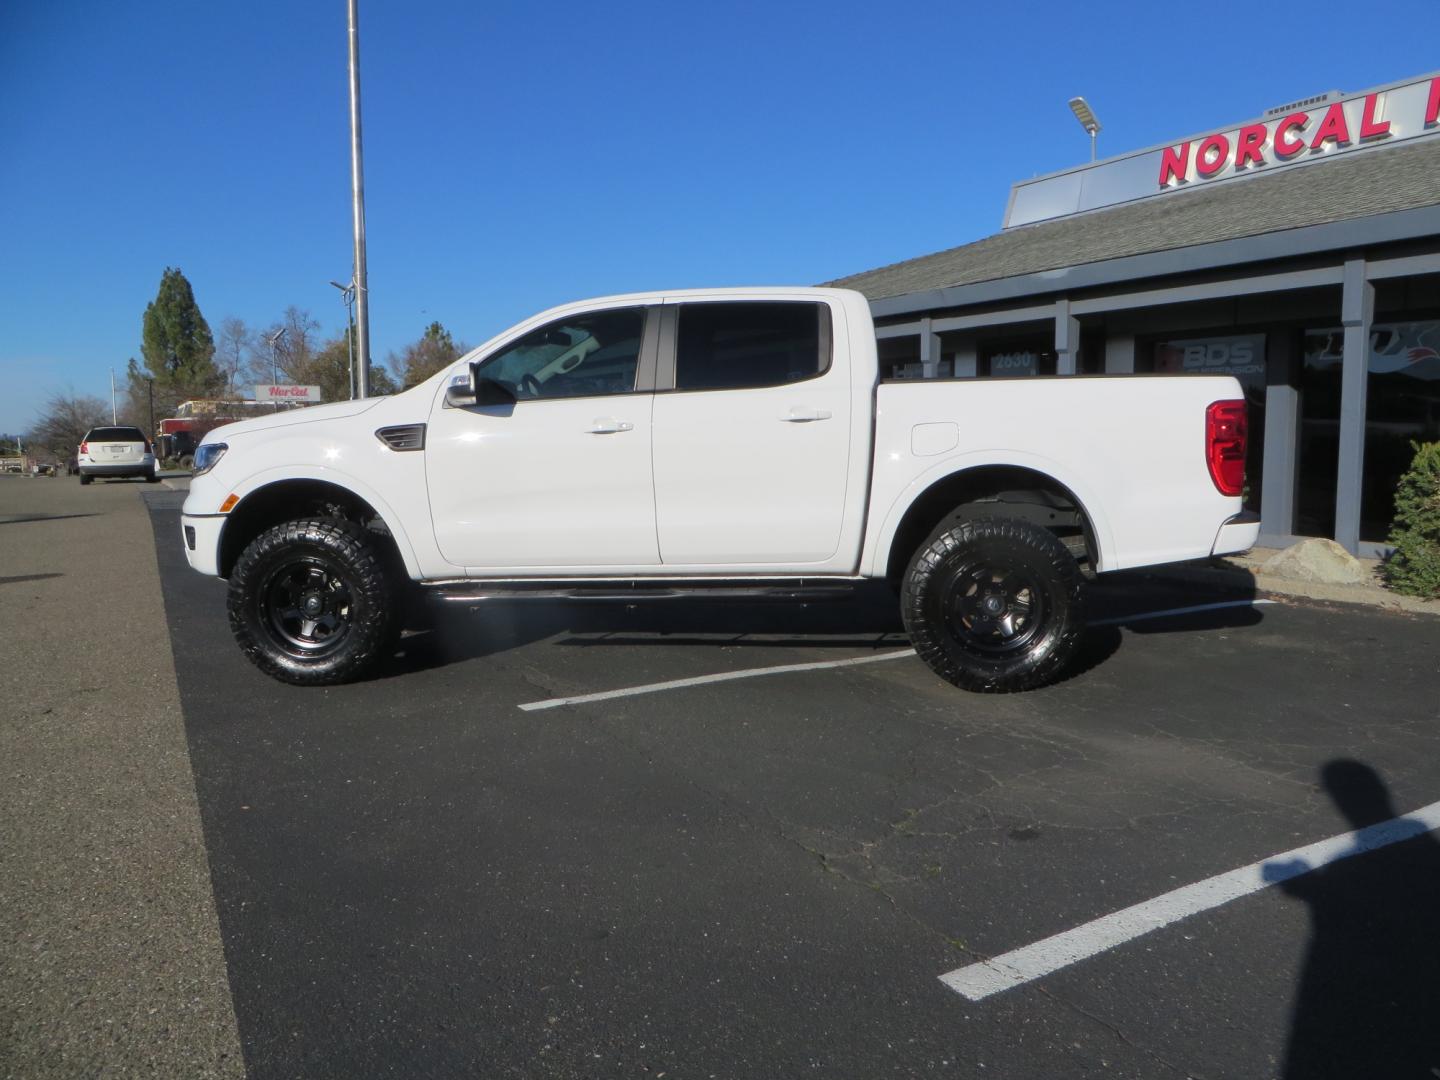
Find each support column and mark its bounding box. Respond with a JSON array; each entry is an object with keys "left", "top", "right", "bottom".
[
  {"left": 1334, "top": 258, "right": 1373, "bottom": 553},
  {"left": 1104, "top": 333, "right": 1136, "bottom": 374},
  {"left": 1259, "top": 332, "right": 1299, "bottom": 544},
  {"left": 952, "top": 336, "right": 978, "bottom": 379},
  {"left": 919, "top": 318, "right": 941, "bottom": 379},
  {"left": 1055, "top": 298, "right": 1080, "bottom": 375}
]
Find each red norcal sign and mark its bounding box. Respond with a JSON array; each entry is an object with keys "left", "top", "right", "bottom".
[
  {"left": 1159, "top": 77, "right": 1440, "bottom": 189},
  {"left": 1004, "top": 71, "right": 1440, "bottom": 228}
]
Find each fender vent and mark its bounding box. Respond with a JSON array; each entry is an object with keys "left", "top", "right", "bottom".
[{"left": 375, "top": 424, "right": 426, "bottom": 452}]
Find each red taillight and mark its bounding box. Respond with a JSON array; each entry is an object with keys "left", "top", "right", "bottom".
[
  {"left": 80, "top": 441, "right": 89, "bottom": 455},
  {"left": 1206, "top": 399, "right": 1247, "bottom": 496}
]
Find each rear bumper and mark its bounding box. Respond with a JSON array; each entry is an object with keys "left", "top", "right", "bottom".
[
  {"left": 1211, "top": 511, "right": 1261, "bottom": 557},
  {"left": 181, "top": 514, "right": 225, "bottom": 576},
  {"left": 80, "top": 461, "right": 154, "bottom": 477}
]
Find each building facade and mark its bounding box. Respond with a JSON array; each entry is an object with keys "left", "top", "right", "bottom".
[{"left": 829, "top": 72, "right": 1440, "bottom": 556}]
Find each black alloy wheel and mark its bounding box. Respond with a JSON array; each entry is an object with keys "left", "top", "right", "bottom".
[
  {"left": 902, "top": 516, "right": 1084, "bottom": 693},
  {"left": 228, "top": 518, "right": 397, "bottom": 685},
  {"left": 260, "top": 557, "right": 355, "bottom": 658}
]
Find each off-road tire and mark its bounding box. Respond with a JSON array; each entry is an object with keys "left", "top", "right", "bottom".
[
  {"left": 228, "top": 518, "right": 398, "bottom": 686},
  {"left": 901, "top": 516, "right": 1084, "bottom": 693}
]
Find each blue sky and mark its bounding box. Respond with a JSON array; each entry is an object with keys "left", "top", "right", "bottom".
[{"left": 2, "top": 0, "right": 1436, "bottom": 434}]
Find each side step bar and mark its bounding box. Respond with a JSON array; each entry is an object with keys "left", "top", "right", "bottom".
[{"left": 422, "top": 577, "right": 864, "bottom": 604}]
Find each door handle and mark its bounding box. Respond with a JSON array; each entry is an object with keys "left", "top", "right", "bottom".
[
  {"left": 587, "top": 419, "right": 634, "bottom": 434},
  {"left": 780, "top": 408, "right": 832, "bottom": 422}
]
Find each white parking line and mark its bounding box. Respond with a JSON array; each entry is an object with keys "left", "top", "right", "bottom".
[
  {"left": 1090, "top": 598, "right": 1276, "bottom": 627},
  {"left": 517, "top": 649, "right": 917, "bottom": 711},
  {"left": 940, "top": 799, "right": 1440, "bottom": 1001}
]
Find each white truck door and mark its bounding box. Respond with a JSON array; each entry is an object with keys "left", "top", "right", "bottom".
[
  {"left": 651, "top": 299, "right": 851, "bottom": 566},
  {"left": 425, "top": 306, "right": 660, "bottom": 569}
]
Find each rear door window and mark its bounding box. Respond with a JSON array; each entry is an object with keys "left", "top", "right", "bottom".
[{"left": 673, "top": 302, "right": 829, "bottom": 391}]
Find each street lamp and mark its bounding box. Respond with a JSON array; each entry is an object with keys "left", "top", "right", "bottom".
[
  {"left": 1068, "top": 96, "right": 1102, "bottom": 161},
  {"left": 330, "top": 279, "right": 357, "bottom": 399}
]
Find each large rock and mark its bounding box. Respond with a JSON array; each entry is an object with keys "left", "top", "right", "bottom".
[{"left": 1260, "top": 538, "right": 1371, "bottom": 585}]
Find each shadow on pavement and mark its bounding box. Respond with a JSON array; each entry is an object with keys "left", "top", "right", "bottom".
[
  {"left": 0, "top": 513, "right": 100, "bottom": 526},
  {"left": 1266, "top": 760, "right": 1440, "bottom": 1079},
  {"left": 0, "top": 572, "right": 64, "bottom": 586},
  {"left": 383, "top": 567, "right": 1265, "bottom": 684},
  {"left": 383, "top": 581, "right": 910, "bottom": 677}
]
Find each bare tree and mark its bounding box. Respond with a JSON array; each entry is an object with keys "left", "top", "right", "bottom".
[
  {"left": 248, "top": 308, "right": 323, "bottom": 387},
  {"left": 216, "top": 317, "right": 253, "bottom": 398},
  {"left": 28, "top": 392, "right": 112, "bottom": 458}
]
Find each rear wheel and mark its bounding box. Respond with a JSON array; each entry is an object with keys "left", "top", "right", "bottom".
[
  {"left": 79, "top": 473, "right": 92, "bottom": 486},
  {"left": 228, "top": 518, "right": 398, "bottom": 685},
  {"left": 901, "top": 516, "right": 1084, "bottom": 693}
]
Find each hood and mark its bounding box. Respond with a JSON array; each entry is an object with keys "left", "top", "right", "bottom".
[{"left": 207, "top": 397, "right": 389, "bottom": 441}]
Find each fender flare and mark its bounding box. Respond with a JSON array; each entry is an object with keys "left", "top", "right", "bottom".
[
  {"left": 220, "top": 465, "right": 425, "bottom": 580},
  {"left": 865, "top": 450, "right": 1117, "bottom": 577}
]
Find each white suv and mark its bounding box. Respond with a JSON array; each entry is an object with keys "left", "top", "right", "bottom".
[{"left": 77, "top": 426, "right": 159, "bottom": 485}]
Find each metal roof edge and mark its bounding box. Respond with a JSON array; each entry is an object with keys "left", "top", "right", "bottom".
[{"left": 868, "top": 203, "right": 1440, "bottom": 319}]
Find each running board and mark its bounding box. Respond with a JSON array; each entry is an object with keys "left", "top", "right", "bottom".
[{"left": 422, "top": 577, "right": 863, "bottom": 604}]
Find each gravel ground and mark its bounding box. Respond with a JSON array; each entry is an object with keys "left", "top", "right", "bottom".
[{"left": 0, "top": 475, "right": 242, "bottom": 1079}]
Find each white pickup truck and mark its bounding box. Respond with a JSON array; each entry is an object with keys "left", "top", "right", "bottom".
[{"left": 181, "top": 287, "right": 1257, "bottom": 692}]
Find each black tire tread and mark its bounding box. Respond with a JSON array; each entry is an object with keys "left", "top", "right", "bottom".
[
  {"left": 227, "top": 517, "right": 396, "bottom": 686},
  {"left": 901, "top": 516, "right": 1084, "bottom": 693}
]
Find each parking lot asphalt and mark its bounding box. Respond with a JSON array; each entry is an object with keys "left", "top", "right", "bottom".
[{"left": 133, "top": 488, "right": 1440, "bottom": 1080}]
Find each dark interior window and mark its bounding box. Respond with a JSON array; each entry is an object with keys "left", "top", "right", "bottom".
[{"left": 675, "top": 302, "right": 826, "bottom": 391}]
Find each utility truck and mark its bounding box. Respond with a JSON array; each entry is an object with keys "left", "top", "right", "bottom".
[{"left": 180, "top": 288, "right": 1256, "bottom": 692}]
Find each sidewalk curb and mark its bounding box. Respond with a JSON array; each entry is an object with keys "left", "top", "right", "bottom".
[{"left": 1141, "top": 555, "right": 1440, "bottom": 617}]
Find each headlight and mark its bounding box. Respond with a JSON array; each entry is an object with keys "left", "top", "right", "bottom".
[{"left": 193, "top": 442, "right": 228, "bottom": 476}]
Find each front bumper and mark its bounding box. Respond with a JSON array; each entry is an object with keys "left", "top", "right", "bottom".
[
  {"left": 181, "top": 514, "right": 226, "bottom": 576},
  {"left": 1212, "top": 510, "right": 1261, "bottom": 557}
]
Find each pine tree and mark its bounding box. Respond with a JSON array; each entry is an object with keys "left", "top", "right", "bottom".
[
  {"left": 396, "top": 321, "right": 465, "bottom": 389},
  {"left": 140, "top": 267, "right": 222, "bottom": 393},
  {"left": 1383, "top": 441, "right": 1440, "bottom": 598}
]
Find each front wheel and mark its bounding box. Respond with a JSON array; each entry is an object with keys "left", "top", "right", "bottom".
[
  {"left": 227, "top": 518, "right": 398, "bottom": 685},
  {"left": 901, "top": 517, "right": 1084, "bottom": 693}
]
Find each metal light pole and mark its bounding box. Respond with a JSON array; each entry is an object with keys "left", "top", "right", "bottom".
[
  {"left": 266, "top": 327, "right": 287, "bottom": 412},
  {"left": 346, "top": 0, "right": 372, "bottom": 398},
  {"left": 330, "top": 279, "right": 357, "bottom": 399},
  {"left": 110, "top": 368, "right": 117, "bottom": 423},
  {"left": 1068, "top": 96, "right": 1102, "bottom": 161}
]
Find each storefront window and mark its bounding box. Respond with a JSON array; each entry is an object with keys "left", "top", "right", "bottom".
[
  {"left": 1298, "top": 321, "right": 1440, "bottom": 542},
  {"left": 1152, "top": 334, "right": 1267, "bottom": 514}
]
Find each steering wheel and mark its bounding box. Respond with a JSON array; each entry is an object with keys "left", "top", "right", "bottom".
[{"left": 520, "top": 372, "right": 543, "bottom": 398}]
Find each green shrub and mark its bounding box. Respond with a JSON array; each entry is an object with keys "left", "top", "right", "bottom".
[{"left": 1383, "top": 441, "right": 1440, "bottom": 599}]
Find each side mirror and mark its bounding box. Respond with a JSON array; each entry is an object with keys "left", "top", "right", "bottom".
[
  {"left": 444, "top": 361, "right": 517, "bottom": 409},
  {"left": 475, "top": 377, "right": 517, "bottom": 407}
]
